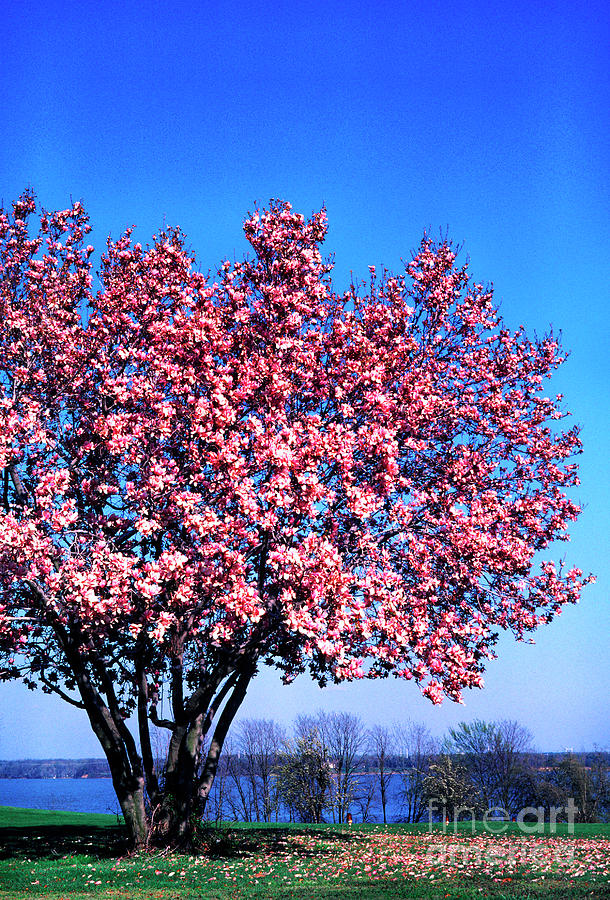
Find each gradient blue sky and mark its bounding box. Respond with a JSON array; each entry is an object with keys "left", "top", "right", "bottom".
[{"left": 1, "top": 0, "right": 608, "bottom": 757}]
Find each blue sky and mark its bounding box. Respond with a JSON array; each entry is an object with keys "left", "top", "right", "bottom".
[{"left": 0, "top": 0, "right": 608, "bottom": 756}]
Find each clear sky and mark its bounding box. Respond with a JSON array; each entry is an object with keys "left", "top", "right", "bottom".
[{"left": 0, "top": 0, "right": 608, "bottom": 757}]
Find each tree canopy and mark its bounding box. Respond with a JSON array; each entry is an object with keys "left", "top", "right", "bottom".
[{"left": 0, "top": 192, "right": 590, "bottom": 846}]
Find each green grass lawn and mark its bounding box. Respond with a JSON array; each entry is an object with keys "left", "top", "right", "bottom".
[{"left": 1, "top": 807, "right": 610, "bottom": 899}]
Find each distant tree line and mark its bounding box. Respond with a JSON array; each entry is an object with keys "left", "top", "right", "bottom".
[
  {"left": 3, "top": 715, "right": 609, "bottom": 826},
  {"left": 201, "top": 714, "right": 610, "bottom": 825}
]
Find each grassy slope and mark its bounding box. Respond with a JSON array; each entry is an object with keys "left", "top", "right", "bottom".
[
  {"left": 1, "top": 808, "right": 609, "bottom": 900},
  {"left": 0, "top": 806, "right": 122, "bottom": 829}
]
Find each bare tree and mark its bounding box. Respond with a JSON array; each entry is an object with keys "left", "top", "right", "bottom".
[
  {"left": 395, "top": 721, "right": 438, "bottom": 822},
  {"left": 223, "top": 740, "right": 254, "bottom": 821},
  {"left": 445, "top": 719, "right": 533, "bottom": 814},
  {"left": 370, "top": 725, "right": 394, "bottom": 824},
  {"left": 235, "top": 718, "right": 285, "bottom": 822},
  {"left": 353, "top": 776, "right": 377, "bottom": 823},
  {"left": 317, "top": 712, "right": 368, "bottom": 824},
  {"left": 490, "top": 720, "right": 534, "bottom": 813}
]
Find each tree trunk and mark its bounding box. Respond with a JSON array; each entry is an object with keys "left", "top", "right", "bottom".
[
  {"left": 151, "top": 668, "right": 254, "bottom": 846},
  {"left": 154, "top": 716, "right": 204, "bottom": 846},
  {"left": 56, "top": 620, "right": 256, "bottom": 849},
  {"left": 86, "top": 719, "right": 150, "bottom": 849},
  {"left": 114, "top": 778, "right": 149, "bottom": 850},
  {"left": 61, "top": 640, "right": 151, "bottom": 850}
]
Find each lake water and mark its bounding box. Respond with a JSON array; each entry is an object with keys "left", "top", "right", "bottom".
[
  {"left": 0, "top": 778, "right": 120, "bottom": 816},
  {"left": 0, "top": 774, "right": 409, "bottom": 822}
]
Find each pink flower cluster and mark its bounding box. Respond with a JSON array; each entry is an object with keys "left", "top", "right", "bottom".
[{"left": 0, "top": 192, "right": 592, "bottom": 704}]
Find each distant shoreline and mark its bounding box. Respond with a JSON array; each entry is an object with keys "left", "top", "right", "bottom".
[
  {"left": 0, "top": 760, "right": 111, "bottom": 779},
  {"left": 0, "top": 775, "right": 112, "bottom": 779}
]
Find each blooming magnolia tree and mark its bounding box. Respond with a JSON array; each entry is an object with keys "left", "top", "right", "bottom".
[{"left": 0, "top": 192, "right": 590, "bottom": 846}]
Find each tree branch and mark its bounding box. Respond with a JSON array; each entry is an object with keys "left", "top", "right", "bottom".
[
  {"left": 136, "top": 655, "right": 160, "bottom": 804},
  {"left": 170, "top": 650, "right": 185, "bottom": 724},
  {"left": 8, "top": 464, "right": 28, "bottom": 506},
  {"left": 197, "top": 664, "right": 255, "bottom": 805},
  {"left": 149, "top": 706, "right": 176, "bottom": 731},
  {"left": 39, "top": 671, "right": 86, "bottom": 708}
]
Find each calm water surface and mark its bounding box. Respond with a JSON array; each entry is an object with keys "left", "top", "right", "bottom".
[
  {"left": 0, "top": 778, "right": 120, "bottom": 815},
  {"left": 0, "top": 774, "right": 408, "bottom": 820}
]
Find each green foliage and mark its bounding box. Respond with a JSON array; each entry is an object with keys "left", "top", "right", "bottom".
[
  {"left": 277, "top": 730, "right": 332, "bottom": 823},
  {"left": 423, "top": 755, "right": 483, "bottom": 820},
  {"left": 553, "top": 753, "right": 610, "bottom": 823}
]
